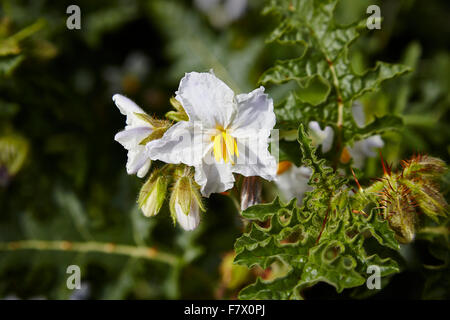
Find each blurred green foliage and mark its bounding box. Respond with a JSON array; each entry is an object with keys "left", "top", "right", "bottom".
[{"left": 0, "top": 0, "right": 448, "bottom": 299}]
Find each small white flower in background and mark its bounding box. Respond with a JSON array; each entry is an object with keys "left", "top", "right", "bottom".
[
  {"left": 69, "top": 282, "right": 91, "bottom": 300},
  {"left": 194, "top": 0, "right": 247, "bottom": 28},
  {"left": 147, "top": 71, "right": 277, "bottom": 197},
  {"left": 103, "top": 51, "right": 151, "bottom": 94},
  {"left": 351, "top": 102, "right": 366, "bottom": 128},
  {"left": 113, "top": 94, "right": 153, "bottom": 178},
  {"left": 348, "top": 135, "right": 384, "bottom": 168},
  {"left": 275, "top": 162, "right": 313, "bottom": 205},
  {"left": 308, "top": 121, "right": 334, "bottom": 153},
  {"left": 347, "top": 102, "right": 385, "bottom": 168}
]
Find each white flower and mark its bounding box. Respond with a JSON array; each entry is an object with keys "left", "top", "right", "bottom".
[
  {"left": 308, "top": 121, "right": 334, "bottom": 153},
  {"left": 348, "top": 135, "right": 384, "bottom": 168},
  {"left": 113, "top": 94, "right": 152, "bottom": 178},
  {"left": 103, "top": 51, "right": 150, "bottom": 94},
  {"left": 347, "top": 102, "right": 384, "bottom": 168},
  {"left": 147, "top": 71, "right": 277, "bottom": 197},
  {"left": 275, "top": 164, "right": 313, "bottom": 205},
  {"left": 351, "top": 102, "right": 366, "bottom": 128},
  {"left": 194, "top": 0, "right": 247, "bottom": 28}
]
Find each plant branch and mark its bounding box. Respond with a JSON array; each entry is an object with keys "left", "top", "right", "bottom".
[{"left": 0, "top": 240, "right": 179, "bottom": 265}]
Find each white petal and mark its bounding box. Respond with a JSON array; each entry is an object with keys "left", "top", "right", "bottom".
[
  {"left": 194, "top": 0, "right": 219, "bottom": 12},
  {"left": 361, "top": 135, "right": 384, "bottom": 157},
  {"left": 321, "top": 126, "right": 334, "bottom": 153},
  {"left": 231, "top": 137, "right": 277, "bottom": 182},
  {"left": 175, "top": 72, "right": 235, "bottom": 128},
  {"left": 126, "top": 147, "right": 149, "bottom": 176},
  {"left": 137, "top": 159, "right": 151, "bottom": 178},
  {"left": 308, "top": 121, "right": 334, "bottom": 153},
  {"left": 348, "top": 135, "right": 384, "bottom": 168},
  {"left": 147, "top": 121, "right": 211, "bottom": 167},
  {"left": 114, "top": 127, "right": 152, "bottom": 150},
  {"left": 113, "top": 94, "right": 149, "bottom": 129},
  {"left": 113, "top": 95, "right": 153, "bottom": 177},
  {"left": 275, "top": 165, "right": 313, "bottom": 204},
  {"left": 352, "top": 101, "right": 366, "bottom": 128},
  {"left": 308, "top": 121, "right": 321, "bottom": 133},
  {"left": 225, "top": 0, "right": 247, "bottom": 20},
  {"left": 194, "top": 153, "right": 235, "bottom": 197},
  {"left": 175, "top": 201, "right": 200, "bottom": 231},
  {"left": 230, "top": 87, "right": 275, "bottom": 136}
]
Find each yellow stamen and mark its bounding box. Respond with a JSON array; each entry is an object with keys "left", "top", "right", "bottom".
[
  {"left": 222, "top": 134, "right": 228, "bottom": 163},
  {"left": 213, "top": 134, "right": 222, "bottom": 163},
  {"left": 212, "top": 129, "right": 239, "bottom": 164},
  {"left": 223, "top": 132, "right": 235, "bottom": 156}
]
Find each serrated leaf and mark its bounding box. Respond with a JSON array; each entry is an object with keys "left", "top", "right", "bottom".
[
  {"left": 234, "top": 124, "right": 400, "bottom": 299},
  {"left": 241, "top": 197, "right": 296, "bottom": 221},
  {"left": 344, "top": 114, "right": 404, "bottom": 143},
  {"left": 261, "top": 0, "right": 409, "bottom": 146}
]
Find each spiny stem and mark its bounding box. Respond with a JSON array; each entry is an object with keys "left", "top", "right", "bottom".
[
  {"left": 0, "top": 240, "right": 179, "bottom": 265},
  {"left": 327, "top": 60, "right": 344, "bottom": 128},
  {"left": 316, "top": 202, "right": 332, "bottom": 245}
]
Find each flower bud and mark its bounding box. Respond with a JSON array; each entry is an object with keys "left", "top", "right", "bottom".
[
  {"left": 170, "top": 175, "right": 205, "bottom": 231},
  {"left": 240, "top": 176, "right": 262, "bottom": 211},
  {"left": 138, "top": 171, "right": 168, "bottom": 217}
]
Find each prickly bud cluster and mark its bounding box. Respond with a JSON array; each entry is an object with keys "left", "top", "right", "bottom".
[{"left": 360, "top": 154, "right": 448, "bottom": 243}]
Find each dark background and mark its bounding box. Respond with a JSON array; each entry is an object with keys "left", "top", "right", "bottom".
[{"left": 0, "top": 0, "right": 448, "bottom": 299}]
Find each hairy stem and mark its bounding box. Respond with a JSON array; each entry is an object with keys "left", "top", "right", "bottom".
[{"left": 0, "top": 240, "right": 179, "bottom": 265}]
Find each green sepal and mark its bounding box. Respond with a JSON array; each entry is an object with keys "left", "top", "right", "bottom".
[
  {"left": 165, "top": 110, "right": 189, "bottom": 122},
  {"left": 138, "top": 170, "right": 169, "bottom": 217},
  {"left": 170, "top": 176, "right": 192, "bottom": 217},
  {"left": 166, "top": 97, "right": 189, "bottom": 122},
  {"left": 139, "top": 127, "right": 167, "bottom": 145},
  {"left": 134, "top": 112, "right": 169, "bottom": 128}
]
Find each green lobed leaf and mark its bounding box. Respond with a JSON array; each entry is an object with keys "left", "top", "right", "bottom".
[
  {"left": 234, "top": 123, "right": 400, "bottom": 299},
  {"left": 261, "top": 0, "right": 409, "bottom": 147}
]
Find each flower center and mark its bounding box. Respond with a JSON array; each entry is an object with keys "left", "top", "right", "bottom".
[{"left": 211, "top": 128, "right": 239, "bottom": 164}]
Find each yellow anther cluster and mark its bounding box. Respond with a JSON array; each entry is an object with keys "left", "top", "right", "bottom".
[{"left": 212, "top": 129, "right": 239, "bottom": 164}]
